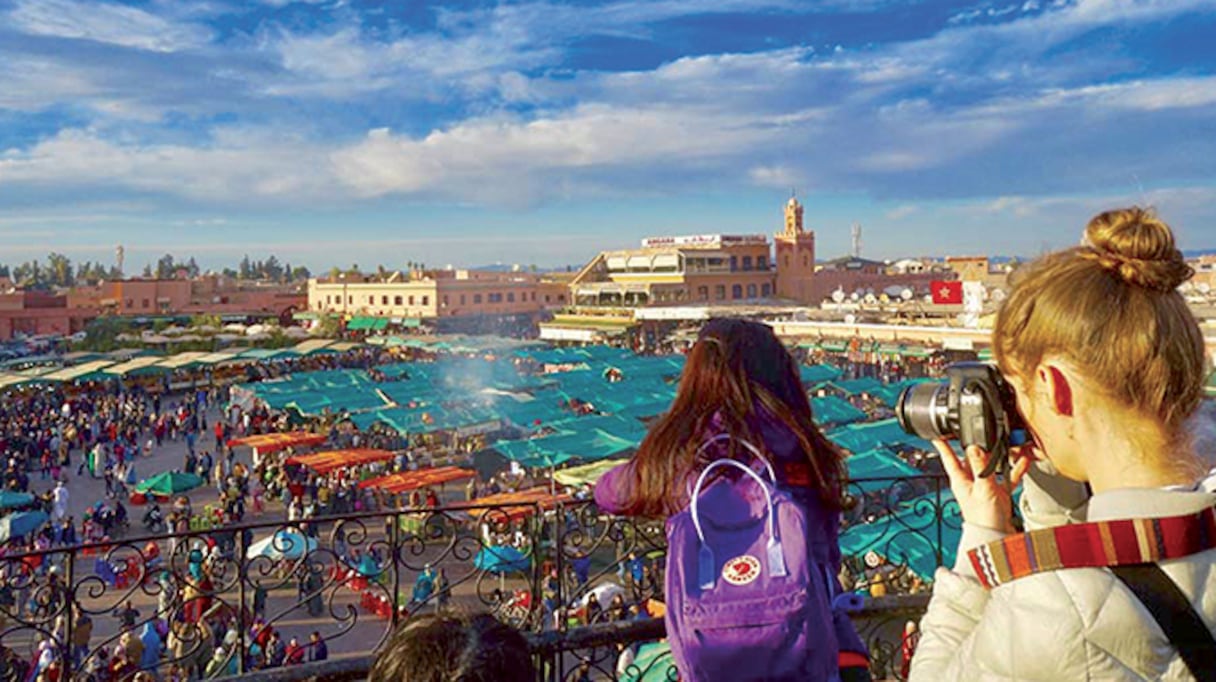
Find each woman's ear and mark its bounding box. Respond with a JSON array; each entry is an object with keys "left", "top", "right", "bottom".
[{"left": 1039, "top": 364, "right": 1074, "bottom": 418}]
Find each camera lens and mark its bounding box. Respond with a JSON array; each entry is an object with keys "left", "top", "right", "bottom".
[{"left": 896, "top": 382, "right": 951, "bottom": 441}]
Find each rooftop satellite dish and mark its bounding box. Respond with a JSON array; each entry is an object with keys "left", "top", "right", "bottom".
[
  {"left": 850, "top": 292, "right": 860, "bottom": 302},
  {"left": 844, "top": 314, "right": 856, "bottom": 325},
  {"left": 864, "top": 293, "right": 877, "bottom": 304},
  {"left": 831, "top": 289, "right": 845, "bottom": 303},
  {"left": 900, "top": 288, "right": 913, "bottom": 301}
]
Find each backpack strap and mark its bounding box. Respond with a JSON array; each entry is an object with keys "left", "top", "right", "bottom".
[
  {"left": 967, "top": 506, "right": 1216, "bottom": 590},
  {"left": 1111, "top": 563, "right": 1216, "bottom": 682}
]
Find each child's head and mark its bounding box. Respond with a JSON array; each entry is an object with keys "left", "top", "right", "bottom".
[
  {"left": 620, "top": 317, "right": 842, "bottom": 516},
  {"left": 369, "top": 613, "right": 534, "bottom": 682}
]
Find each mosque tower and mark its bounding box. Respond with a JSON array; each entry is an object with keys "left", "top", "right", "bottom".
[{"left": 774, "top": 194, "right": 816, "bottom": 303}]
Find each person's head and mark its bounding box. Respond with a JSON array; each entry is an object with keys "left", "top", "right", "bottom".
[
  {"left": 368, "top": 613, "right": 534, "bottom": 682},
  {"left": 618, "top": 317, "right": 843, "bottom": 516},
  {"left": 994, "top": 207, "right": 1206, "bottom": 483}
]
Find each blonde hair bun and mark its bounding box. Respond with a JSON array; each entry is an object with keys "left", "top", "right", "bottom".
[{"left": 1082, "top": 207, "right": 1193, "bottom": 292}]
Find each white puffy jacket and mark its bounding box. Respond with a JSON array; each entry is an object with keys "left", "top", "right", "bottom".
[{"left": 910, "top": 465, "right": 1216, "bottom": 681}]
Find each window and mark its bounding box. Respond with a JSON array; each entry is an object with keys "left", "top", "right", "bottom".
[
  {"left": 422, "top": 296, "right": 429, "bottom": 305},
  {"left": 715, "top": 285, "right": 726, "bottom": 300},
  {"left": 325, "top": 295, "right": 331, "bottom": 304},
  {"left": 381, "top": 295, "right": 388, "bottom": 305},
  {"left": 473, "top": 293, "right": 483, "bottom": 304},
  {"left": 367, "top": 295, "right": 374, "bottom": 304},
  {"left": 394, "top": 296, "right": 403, "bottom": 305},
  {"left": 348, "top": 296, "right": 352, "bottom": 304},
  {"left": 803, "top": 255, "right": 809, "bottom": 267},
  {"left": 460, "top": 294, "right": 466, "bottom": 305},
  {"left": 697, "top": 285, "right": 709, "bottom": 300},
  {"left": 507, "top": 292, "right": 515, "bottom": 303},
  {"left": 545, "top": 295, "right": 551, "bottom": 303},
  {"left": 732, "top": 285, "right": 743, "bottom": 299},
  {"left": 742, "top": 256, "right": 753, "bottom": 271},
  {"left": 730, "top": 256, "right": 738, "bottom": 272},
  {"left": 757, "top": 255, "right": 768, "bottom": 270},
  {"left": 141, "top": 299, "right": 149, "bottom": 309},
  {"left": 558, "top": 295, "right": 565, "bottom": 302},
  {"left": 747, "top": 284, "right": 757, "bottom": 298},
  {"left": 408, "top": 296, "right": 415, "bottom": 305},
  {"left": 784, "top": 255, "right": 790, "bottom": 268},
  {"left": 442, "top": 295, "right": 448, "bottom": 306},
  {"left": 761, "top": 283, "right": 771, "bottom": 297}
]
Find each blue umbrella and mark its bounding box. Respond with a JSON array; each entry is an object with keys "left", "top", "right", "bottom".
[
  {"left": 0, "top": 510, "right": 48, "bottom": 543},
  {"left": 0, "top": 491, "right": 35, "bottom": 511},
  {"left": 473, "top": 545, "right": 530, "bottom": 574}
]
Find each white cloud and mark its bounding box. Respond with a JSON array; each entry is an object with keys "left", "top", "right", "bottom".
[
  {"left": 7, "top": 0, "right": 213, "bottom": 52},
  {"left": 0, "top": 128, "right": 334, "bottom": 202}
]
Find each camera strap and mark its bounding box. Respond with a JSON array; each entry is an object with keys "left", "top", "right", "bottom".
[
  {"left": 967, "top": 505, "right": 1216, "bottom": 590},
  {"left": 1109, "top": 563, "right": 1216, "bottom": 682}
]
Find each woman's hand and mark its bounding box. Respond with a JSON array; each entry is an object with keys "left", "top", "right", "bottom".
[{"left": 933, "top": 439, "right": 1031, "bottom": 534}]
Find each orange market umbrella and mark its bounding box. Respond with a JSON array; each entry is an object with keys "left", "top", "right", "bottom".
[
  {"left": 227, "top": 431, "right": 326, "bottom": 454},
  {"left": 286, "top": 449, "right": 394, "bottom": 475},
  {"left": 466, "top": 487, "right": 572, "bottom": 523},
  {"left": 358, "top": 467, "right": 476, "bottom": 493}
]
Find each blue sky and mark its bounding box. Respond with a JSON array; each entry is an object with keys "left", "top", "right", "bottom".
[{"left": 1, "top": 0, "right": 1215, "bottom": 271}]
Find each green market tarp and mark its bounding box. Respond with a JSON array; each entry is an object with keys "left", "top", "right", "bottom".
[
  {"left": 811, "top": 396, "right": 866, "bottom": 427},
  {"left": 828, "top": 418, "right": 933, "bottom": 455},
  {"left": 0, "top": 491, "right": 35, "bottom": 510},
  {"left": 845, "top": 449, "right": 922, "bottom": 492},
  {"left": 800, "top": 364, "right": 842, "bottom": 385},
  {"left": 839, "top": 493, "right": 961, "bottom": 580},
  {"left": 829, "top": 377, "right": 886, "bottom": 397},
  {"left": 869, "top": 378, "right": 935, "bottom": 408},
  {"left": 136, "top": 471, "right": 204, "bottom": 496}
]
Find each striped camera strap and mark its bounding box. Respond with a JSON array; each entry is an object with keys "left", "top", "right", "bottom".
[{"left": 967, "top": 505, "right": 1216, "bottom": 590}]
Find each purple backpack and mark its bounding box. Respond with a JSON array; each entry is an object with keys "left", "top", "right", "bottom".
[{"left": 665, "top": 437, "right": 841, "bottom": 681}]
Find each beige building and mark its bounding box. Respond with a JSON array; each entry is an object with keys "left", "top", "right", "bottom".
[
  {"left": 307, "top": 269, "right": 569, "bottom": 321},
  {"left": 568, "top": 198, "right": 825, "bottom": 308}
]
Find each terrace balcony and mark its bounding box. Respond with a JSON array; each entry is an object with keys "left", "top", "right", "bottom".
[{"left": 0, "top": 474, "right": 949, "bottom": 682}]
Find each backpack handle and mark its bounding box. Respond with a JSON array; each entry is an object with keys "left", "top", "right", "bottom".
[
  {"left": 689, "top": 458, "right": 788, "bottom": 589},
  {"left": 694, "top": 434, "right": 777, "bottom": 483}
]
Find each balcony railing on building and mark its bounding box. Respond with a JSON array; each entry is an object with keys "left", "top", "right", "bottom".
[{"left": 0, "top": 475, "right": 951, "bottom": 681}]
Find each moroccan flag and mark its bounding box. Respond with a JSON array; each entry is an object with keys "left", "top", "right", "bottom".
[{"left": 931, "top": 280, "right": 963, "bottom": 305}]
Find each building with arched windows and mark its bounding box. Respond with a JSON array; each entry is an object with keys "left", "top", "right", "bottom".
[{"left": 567, "top": 196, "right": 818, "bottom": 308}]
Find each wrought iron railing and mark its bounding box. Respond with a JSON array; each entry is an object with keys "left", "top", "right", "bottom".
[{"left": 0, "top": 474, "right": 949, "bottom": 681}]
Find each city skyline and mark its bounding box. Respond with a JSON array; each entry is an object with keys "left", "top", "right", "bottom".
[{"left": 2, "top": 0, "right": 1216, "bottom": 270}]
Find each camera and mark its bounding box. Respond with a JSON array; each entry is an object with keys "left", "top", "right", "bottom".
[{"left": 895, "top": 362, "right": 1028, "bottom": 478}]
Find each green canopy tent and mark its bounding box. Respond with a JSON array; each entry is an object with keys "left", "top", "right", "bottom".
[
  {"left": 0, "top": 491, "right": 36, "bottom": 510},
  {"left": 839, "top": 493, "right": 962, "bottom": 580},
  {"left": 845, "top": 449, "right": 922, "bottom": 493},
  {"left": 800, "top": 364, "right": 842, "bottom": 385},
  {"left": 828, "top": 418, "right": 933, "bottom": 455},
  {"left": 810, "top": 395, "right": 866, "bottom": 427},
  {"left": 135, "top": 471, "right": 204, "bottom": 497}
]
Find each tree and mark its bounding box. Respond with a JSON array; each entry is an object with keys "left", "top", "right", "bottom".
[
  {"left": 238, "top": 255, "right": 252, "bottom": 280},
  {"left": 47, "top": 253, "right": 74, "bottom": 287},
  {"left": 141, "top": 264, "right": 153, "bottom": 278},
  {"left": 283, "top": 262, "right": 294, "bottom": 283},
  {"left": 263, "top": 255, "right": 283, "bottom": 281},
  {"left": 156, "top": 253, "right": 176, "bottom": 279},
  {"left": 186, "top": 257, "right": 200, "bottom": 278},
  {"left": 329, "top": 266, "right": 341, "bottom": 281},
  {"left": 0, "top": 264, "right": 9, "bottom": 278},
  {"left": 221, "top": 267, "right": 238, "bottom": 278},
  {"left": 292, "top": 265, "right": 311, "bottom": 280}
]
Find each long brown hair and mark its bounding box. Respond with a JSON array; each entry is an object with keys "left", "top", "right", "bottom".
[{"left": 617, "top": 317, "right": 843, "bottom": 517}]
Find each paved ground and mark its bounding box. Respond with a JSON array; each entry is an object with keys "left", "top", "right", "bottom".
[{"left": 18, "top": 399, "right": 608, "bottom": 676}]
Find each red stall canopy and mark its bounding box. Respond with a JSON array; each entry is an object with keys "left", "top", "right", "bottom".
[
  {"left": 287, "top": 448, "right": 394, "bottom": 474},
  {"left": 358, "top": 466, "right": 476, "bottom": 494},
  {"left": 227, "top": 431, "right": 326, "bottom": 454}
]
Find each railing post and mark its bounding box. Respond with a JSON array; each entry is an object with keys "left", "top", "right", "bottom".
[
  {"left": 63, "top": 548, "right": 75, "bottom": 677},
  {"left": 390, "top": 509, "right": 402, "bottom": 629},
  {"left": 236, "top": 526, "right": 248, "bottom": 674},
  {"left": 935, "top": 475, "right": 943, "bottom": 569}
]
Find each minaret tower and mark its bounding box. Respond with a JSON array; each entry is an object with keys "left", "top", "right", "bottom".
[{"left": 774, "top": 193, "right": 817, "bottom": 303}]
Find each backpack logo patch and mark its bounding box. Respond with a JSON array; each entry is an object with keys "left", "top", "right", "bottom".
[{"left": 722, "top": 555, "right": 761, "bottom": 586}]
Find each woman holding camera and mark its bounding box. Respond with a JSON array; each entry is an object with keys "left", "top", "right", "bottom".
[{"left": 911, "top": 207, "right": 1216, "bottom": 681}]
